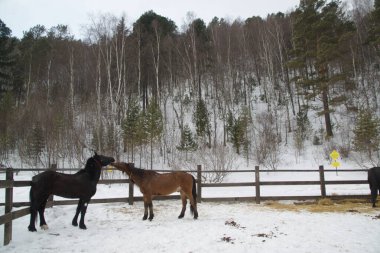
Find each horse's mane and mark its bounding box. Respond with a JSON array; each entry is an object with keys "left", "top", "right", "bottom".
[
  {"left": 82, "top": 157, "right": 101, "bottom": 180},
  {"left": 130, "top": 166, "right": 144, "bottom": 176},
  {"left": 129, "top": 166, "right": 158, "bottom": 179}
]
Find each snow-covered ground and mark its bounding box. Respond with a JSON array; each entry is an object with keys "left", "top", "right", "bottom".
[
  {"left": 1, "top": 200, "right": 380, "bottom": 253},
  {"left": 1, "top": 149, "right": 378, "bottom": 252}
]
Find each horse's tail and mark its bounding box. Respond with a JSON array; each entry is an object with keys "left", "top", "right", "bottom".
[
  {"left": 29, "top": 180, "right": 38, "bottom": 225},
  {"left": 190, "top": 176, "right": 197, "bottom": 215},
  {"left": 29, "top": 180, "right": 34, "bottom": 209}
]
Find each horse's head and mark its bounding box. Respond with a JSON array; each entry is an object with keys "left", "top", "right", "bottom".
[
  {"left": 86, "top": 153, "right": 115, "bottom": 171},
  {"left": 110, "top": 162, "right": 133, "bottom": 177},
  {"left": 93, "top": 152, "right": 115, "bottom": 167}
]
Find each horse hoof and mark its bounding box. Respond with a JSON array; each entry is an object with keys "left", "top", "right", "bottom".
[
  {"left": 178, "top": 215, "right": 184, "bottom": 219},
  {"left": 72, "top": 221, "right": 78, "bottom": 227},
  {"left": 142, "top": 216, "right": 148, "bottom": 220},
  {"left": 28, "top": 226, "right": 37, "bottom": 232},
  {"left": 79, "top": 224, "right": 87, "bottom": 230},
  {"left": 41, "top": 224, "right": 49, "bottom": 230}
]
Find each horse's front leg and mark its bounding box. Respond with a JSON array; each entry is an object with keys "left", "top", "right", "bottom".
[
  {"left": 72, "top": 199, "right": 83, "bottom": 226},
  {"left": 79, "top": 200, "right": 90, "bottom": 229}
]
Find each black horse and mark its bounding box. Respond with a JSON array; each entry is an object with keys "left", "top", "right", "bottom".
[
  {"left": 28, "top": 152, "right": 115, "bottom": 232},
  {"left": 368, "top": 167, "right": 380, "bottom": 207}
]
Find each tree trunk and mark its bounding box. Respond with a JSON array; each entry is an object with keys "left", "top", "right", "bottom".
[{"left": 322, "top": 88, "right": 333, "bottom": 137}]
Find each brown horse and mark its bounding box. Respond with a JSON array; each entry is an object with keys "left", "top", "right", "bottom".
[{"left": 111, "top": 162, "right": 198, "bottom": 220}]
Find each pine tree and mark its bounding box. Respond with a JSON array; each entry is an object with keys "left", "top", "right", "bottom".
[
  {"left": 177, "top": 124, "right": 197, "bottom": 159},
  {"left": 295, "top": 108, "right": 311, "bottom": 140},
  {"left": 144, "top": 100, "right": 163, "bottom": 169},
  {"left": 368, "top": 0, "right": 380, "bottom": 53},
  {"left": 353, "top": 110, "right": 380, "bottom": 159},
  {"left": 30, "top": 123, "right": 45, "bottom": 165},
  {"left": 0, "top": 19, "right": 18, "bottom": 98},
  {"left": 227, "top": 108, "right": 250, "bottom": 155},
  {"left": 289, "top": 0, "right": 355, "bottom": 137},
  {"left": 122, "top": 99, "right": 141, "bottom": 161},
  {"left": 0, "top": 20, "right": 19, "bottom": 160},
  {"left": 193, "top": 98, "right": 211, "bottom": 146}
]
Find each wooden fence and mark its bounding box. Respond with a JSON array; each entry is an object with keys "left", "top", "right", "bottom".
[{"left": 0, "top": 165, "right": 370, "bottom": 246}]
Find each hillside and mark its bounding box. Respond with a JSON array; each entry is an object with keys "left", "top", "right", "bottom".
[{"left": 0, "top": 1, "right": 379, "bottom": 170}]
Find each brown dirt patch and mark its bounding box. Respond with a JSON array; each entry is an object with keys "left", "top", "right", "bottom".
[{"left": 263, "top": 199, "right": 377, "bottom": 214}]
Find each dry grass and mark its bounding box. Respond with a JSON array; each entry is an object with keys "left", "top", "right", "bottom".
[{"left": 263, "top": 199, "right": 377, "bottom": 214}]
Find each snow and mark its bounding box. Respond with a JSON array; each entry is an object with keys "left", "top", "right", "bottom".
[
  {"left": 1, "top": 137, "right": 378, "bottom": 252},
  {"left": 1, "top": 200, "right": 380, "bottom": 253},
  {"left": 1, "top": 162, "right": 380, "bottom": 253}
]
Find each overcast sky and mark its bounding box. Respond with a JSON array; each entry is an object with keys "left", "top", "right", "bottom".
[{"left": 1, "top": 0, "right": 300, "bottom": 39}]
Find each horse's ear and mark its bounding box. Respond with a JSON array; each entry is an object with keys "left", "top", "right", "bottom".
[{"left": 94, "top": 151, "right": 98, "bottom": 157}]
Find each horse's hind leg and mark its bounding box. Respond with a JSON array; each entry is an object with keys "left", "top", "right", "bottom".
[
  {"left": 28, "top": 205, "right": 38, "bottom": 232},
  {"left": 188, "top": 195, "right": 198, "bottom": 219},
  {"left": 28, "top": 187, "right": 38, "bottom": 232},
  {"left": 178, "top": 191, "right": 187, "bottom": 219},
  {"left": 72, "top": 199, "right": 83, "bottom": 226},
  {"left": 371, "top": 187, "right": 378, "bottom": 207},
  {"left": 38, "top": 195, "right": 49, "bottom": 230}
]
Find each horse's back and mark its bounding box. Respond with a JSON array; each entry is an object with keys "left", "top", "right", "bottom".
[
  {"left": 32, "top": 170, "right": 56, "bottom": 183},
  {"left": 31, "top": 170, "right": 96, "bottom": 199},
  {"left": 147, "top": 171, "right": 193, "bottom": 195}
]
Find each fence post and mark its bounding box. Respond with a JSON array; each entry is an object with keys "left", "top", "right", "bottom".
[
  {"left": 197, "top": 165, "right": 202, "bottom": 203},
  {"left": 4, "top": 167, "right": 14, "bottom": 246},
  {"left": 255, "top": 166, "right": 261, "bottom": 204},
  {"left": 46, "top": 164, "right": 57, "bottom": 208},
  {"left": 128, "top": 163, "right": 134, "bottom": 205},
  {"left": 319, "top": 165, "right": 326, "bottom": 198}
]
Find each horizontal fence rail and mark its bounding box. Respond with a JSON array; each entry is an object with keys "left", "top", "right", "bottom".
[{"left": 0, "top": 165, "right": 370, "bottom": 246}]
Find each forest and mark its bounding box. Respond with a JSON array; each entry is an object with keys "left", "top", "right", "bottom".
[{"left": 0, "top": 0, "right": 379, "bottom": 173}]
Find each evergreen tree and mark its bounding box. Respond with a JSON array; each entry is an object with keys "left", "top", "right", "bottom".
[
  {"left": 30, "top": 123, "right": 45, "bottom": 165},
  {"left": 353, "top": 110, "right": 380, "bottom": 159},
  {"left": 227, "top": 108, "right": 250, "bottom": 155},
  {"left": 143, "top": 100, "right": 163, "bottom": 169},
  {"left": 289, "top": 0, "right": 355, "bottom": 137},
  {"left": 122, "top": 99, "right": 141, "bottom": 161},
  {"left": 0, "top": 91, "right": 15, "bottom": 158},
  {"left": 0, "top": 19, "right": 18, "bottom": 98},
  {"left": 368, "top": 0, "right": 380, "bottom": 53},
  {"left": 193, "top": 98, "right": 211, "bottom": 146},
  {"left": 295, "top": 108, "right": 311, "bottom": 140},
  {"left": 177, "top": 124, "right": 198, "bottom": 159},
  {"left": 0, "top": 20, "right": 19, "bottom": 159}
]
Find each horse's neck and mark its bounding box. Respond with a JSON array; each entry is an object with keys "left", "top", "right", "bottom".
[
  {"left": 130, "top": 168, "right": 154, "bottom": 186},
  {"left": 130, "top": 172, "right": 144, "bottom": 186},
  {"left": 84, "top": 167, "right": 102, "bottom": 182}
]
